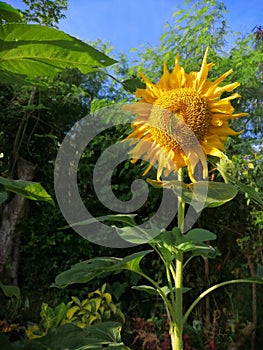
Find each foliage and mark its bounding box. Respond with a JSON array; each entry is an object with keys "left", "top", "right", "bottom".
[
  {"left": 0, "top": 23, "right": 117, "bottom": 86},
  {"left": 1, "top": 322, "right": 130, "bottom": 350},
  {"left": 26, "top": 283, "right": 124, "bottom": 340},
  {"left": 0, "top": 281, "right": 20, "bottom": 298},
  {"left": 1, "top": 0, "right": 263, "bottom": 349},
  {"left": 0, "top": 176, "right": 53, "bottom": 204},
  {"left": 22, "top": 0, "right": 67, "bottom": 28},
  {"left": 0, "top": 1, "right": 23, "bottom": 23},
  {"left": 64, "top": 283, "right": 125, "bottom": 328}
]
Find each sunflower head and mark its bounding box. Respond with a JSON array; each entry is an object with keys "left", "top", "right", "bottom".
[{"left": 125, "top": 48, "right": 248, "bottom": 182}]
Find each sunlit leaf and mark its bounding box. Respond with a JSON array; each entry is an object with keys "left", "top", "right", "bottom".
[
  {"left": 0, "top": 23, "right": 117, "bottom": 85},
  {"left": 0, "top": 176, "right": 54, "bottom": 204}
]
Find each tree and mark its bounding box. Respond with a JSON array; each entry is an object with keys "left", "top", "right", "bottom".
[
  {"left": 0, "top": 1, "right": 117, "bottom": 285},
  {"left": 22, "top": 0, "right": 67, "bottom": 28}
]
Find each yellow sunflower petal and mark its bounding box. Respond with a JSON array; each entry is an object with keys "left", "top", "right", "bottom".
[
  {"left": 157, "top": 62, "right": 171, "bottom": 90},
  {"left": 124, "top": 48, "right": 247, "bottom": 182}
]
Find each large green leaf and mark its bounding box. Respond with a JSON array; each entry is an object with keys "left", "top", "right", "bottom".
[
  {"left": 0, "top": 2, "right": 23, "bottom": 23},
  {"left": 52, "top": 250, "right": 152, "bottom": 288},
  {"left": 189, "top": 182, "right": 238, "bottom": 208},
  {"left": 116, "top": 224, "right": 161, "bottom": 244},
  {"left": 59, "top": 214, "right": 137, "bottom": 230},
  {"left": 176, "top": 228, "right": 217, "bottom": 254},
  {"left": 29, "top": 322, "right": 130, "bottom": 350},
  {"left": 0, "top": 176, "right": 54, "bottom": 204},
  {"left": 148, "top": 179, "right": 238, "bottom": 208},
  {"left": 0, "top": 23, "right": 117, "bottom": 85},
  {"left": 183, "top": 228, "right": 217, "bottom": 243}
]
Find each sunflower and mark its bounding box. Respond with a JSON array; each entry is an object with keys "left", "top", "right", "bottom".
[{"left": 124, "top": 48, "right": 247, "bottom": 182}]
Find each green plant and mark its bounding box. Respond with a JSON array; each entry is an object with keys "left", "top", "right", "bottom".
[
  {"left": 65, "top": 283, "right": 125, "bottom": 328},
  {"left": 26, "top": 283, "right": 124, "bottom": 339}
]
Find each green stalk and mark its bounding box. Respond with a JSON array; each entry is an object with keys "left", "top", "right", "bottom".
[
  {"left": 183, "top": 279, "right": 262, "bottom": 325},
  {"left": 170, "top": 167, "right": 185, "bottom": 350}
]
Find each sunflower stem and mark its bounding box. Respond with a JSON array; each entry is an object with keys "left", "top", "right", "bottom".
[{"left": 170, "top": 167, "right": 185, "bottom": 350}]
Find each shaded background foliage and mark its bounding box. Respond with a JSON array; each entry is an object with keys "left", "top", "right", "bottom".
[{"left": 0, "top": 0, "right": 262, "bottom": 349}]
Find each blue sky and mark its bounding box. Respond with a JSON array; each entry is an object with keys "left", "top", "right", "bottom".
[{"left": 8, "top": 0, "right": 263, "bottom": 58}]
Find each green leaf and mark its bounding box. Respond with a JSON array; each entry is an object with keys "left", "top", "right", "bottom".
[
  {"left": 23, "top": 183, "right": 53, "bottom": 203},
  {"left": 190, "top": 247, "right": 219, "bottom": 260},
  {"left": 121, "top": 77, "right": 146, "bottom": 93},
  {"left": 132, "top": 284, "right": 191, "bottom": 297},
  {"left": 116, "top": 224, "right": 161, "bottom": 244},
  {"left": 52, "top": 250, "right": 152, "bottom": 288},
  {"left": 58, "top": 214, "right": 137, "bottom": 230},
  {"left": 132, "top": 285, "right": 159, "bottom": 296},
  {"left": 0, "top": 176, "right": 54, "bottom": 204},
  {"left": 0, "top": 23, "right": 117, "bottom": 85},
  {"left": 0, "top": 280, "right": 20, "bottom": 298},
  {"left": 188, "top": 182, "right": 238, "bottom": 208},
  {"left": 177, "top": 241, "right": 216, "bottom": 254},
  {"left": 29, "top": 322, "right": 130, "bottom": 349},
  {"left": 184, "top": 228, "right": 217, "bottom": 243},
  {"left": 0, "top": 2, "right": 23, "bottom": 23},
  {"left": 148, "top": 179, "right": 238, "bottom": 208},
  {"left": 53, "top": 303, "right": 68, "bottom": 327}
]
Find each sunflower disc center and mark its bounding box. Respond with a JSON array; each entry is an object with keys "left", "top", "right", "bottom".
[{"left": 148, "top": 88, "right": 211, "bottom": 149}]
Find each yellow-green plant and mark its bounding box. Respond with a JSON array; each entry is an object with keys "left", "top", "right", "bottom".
[
  {"left": 26, "top": 284, "right": 124, "bottom": 339},
  {"left": 65, "top": 283, "right": 125, "bottom": 328}
]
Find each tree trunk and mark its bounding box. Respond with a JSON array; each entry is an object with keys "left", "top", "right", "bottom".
[{"left": 0, "top": 157, "right": 36, "bottom": 285}]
